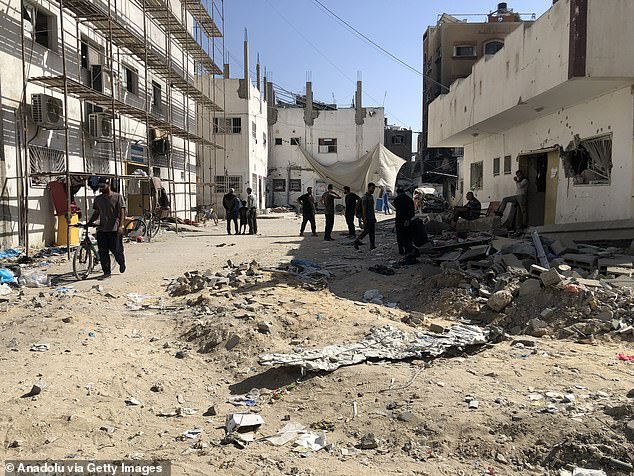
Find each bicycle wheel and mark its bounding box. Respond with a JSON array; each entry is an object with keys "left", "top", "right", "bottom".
[
  {"left": 73, "top": 243, "right": 94, "bottom": 280},
  {"left": 125, "top": 218, "right": 147, "bottom": 238},
  {"left": 211, "top": 211, "right": 219, "bottom": 226},
  {"left": 148, "top": 218, "right": 161, "bottom": 238}
]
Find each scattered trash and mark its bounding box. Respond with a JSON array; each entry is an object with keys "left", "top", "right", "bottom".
[
  {"left": 18, "top": 269, "right": 49, "bottom": 288},
  {"left": 223, "top": 413, "right": 264, "bottom": 446},
  {"left": 357, "top": 432, "right": 379, "bottom": 450},
  {"left": 262, "top": 422, "right": 306, "bottom": 447},
  {"left": 369, "top": 264, "right": 395, "bottom": 276},
  {"left": 21, "top": 383, "right": 43, "bottom": 398},
  {"left": 125, "top": 397, "right": 143, "bottom": 406},
  {"left": 571, "top": 469, "right": 607, "bottom": 476},
  {"left": 617, "top": 353, "right": 634, "bottom": 362},
  {"left": 30, "top": 344, "right": 49, "bottom": 352},
  {"left": 259, "top": 324, "right": 494, "bottom": 372},
  {"left": 0, "top": 248, "right": 21, "bottom": 259},
  {"left": 180, "top": 428, "right": 203, "bottom": 440},
  {"left": 0, "top": 268, "right": 16, "bottom": 284}
]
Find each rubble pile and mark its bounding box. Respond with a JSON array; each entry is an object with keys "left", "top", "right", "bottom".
[
  {"left": 267, "top": 258, "right": 331, "bottom": 291},
  {"left": 167, "top": 260, "right": 262, "bottom": 296},
  {"left": 418, "top": 234, "right": 634, "bottom": 340}
]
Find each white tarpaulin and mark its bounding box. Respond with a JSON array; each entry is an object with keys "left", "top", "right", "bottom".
[{"left": 298, "top": 143, "right": 405, "bottom": 194}]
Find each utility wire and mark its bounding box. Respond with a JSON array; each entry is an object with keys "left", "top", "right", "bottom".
[{"left": 310, "top": 0, "right": 449, "bottom": 93}]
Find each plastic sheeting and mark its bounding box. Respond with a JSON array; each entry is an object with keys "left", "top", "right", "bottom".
[{"left": 298, "top": 143, "right": 405, "bottom": 194}]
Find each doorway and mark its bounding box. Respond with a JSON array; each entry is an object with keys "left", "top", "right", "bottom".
[{"left": 518, "top": 150, "right": 558, "bottom": 226}]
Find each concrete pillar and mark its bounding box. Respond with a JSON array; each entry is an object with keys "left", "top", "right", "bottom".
[
  {"left": 238, "top": 29, "right": 250, "bottom": 99},
  {"left": 304, "top": 81, "right": 314, "bottom": 126},
  {"left": 256, "top": 53, "right": 261, "bottom": 92},
  {"left": 223, "top": 63, "right": 230, "bottom": 79}
]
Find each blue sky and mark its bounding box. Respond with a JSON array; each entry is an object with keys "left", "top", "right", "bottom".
[{"left": 222, "top": 0, "right": 553, "bottom": 135}]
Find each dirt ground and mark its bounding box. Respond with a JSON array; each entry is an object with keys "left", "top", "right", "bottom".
[{"left": 0, "top": 212, "right": 633, "bottom": 476}]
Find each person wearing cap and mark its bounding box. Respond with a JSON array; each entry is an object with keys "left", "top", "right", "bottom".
[
  {"left": 393, "top": 187, "right": 415, "bottom": 255},
  {"left": 87, "top": 178, "right": 126, "bottom": 279}
]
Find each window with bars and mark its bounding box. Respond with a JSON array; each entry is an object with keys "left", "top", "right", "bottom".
[
  {"left": 215, "top": 175, "right": 243, "bottom": 193},
  {"left": 289, "top": 179, "right": 302, "bottom": 192},
  {"left": 213, "top": 117, "right": 242, "bottom": 134},
  {"left": 504, "top": 155, "right": 512, "bottom": 174},
  {"left": 29, "top": 145, "right": 64, "bottom": 186},
  {"left": 318, "top": 138, "right": 337, "bottom": 153},
  {"left": 273, "top": 179, "right": 286, "bottom": 192}
]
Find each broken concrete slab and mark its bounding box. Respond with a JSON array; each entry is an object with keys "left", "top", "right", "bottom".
[
  {"left": 487, "top": 289, "right": 515, "bottom": 312},
  {"left": 519, "top": 279, "right": 542, "bottom": 296},
  {"left": 259, "top": 324, "right": 493, "bottom": 372},
  {"left": 562, "top": 253, "right": 598, "bottom": 270},
  {"left": 550, "top": 239, "right": 578, "bottom": 256},
  {"left": 502, "top": 254, "right": 529, "bottom": 276},
  {"left": 540, "top": 268, "right": 563, "bottom": 287}
]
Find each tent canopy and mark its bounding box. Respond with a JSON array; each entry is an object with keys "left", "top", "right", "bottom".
[{"left": 298, "top": 143, "right": 406, "bottom": 194}]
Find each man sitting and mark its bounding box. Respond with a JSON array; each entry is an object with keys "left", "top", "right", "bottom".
[{"left": 451, "top": 192, "right": 481, "bottom": 226}]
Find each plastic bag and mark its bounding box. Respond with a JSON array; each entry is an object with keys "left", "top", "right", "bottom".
[
  {"left": 18, "top": 268, "right": 50, "bottom": 288},
  {"left": 0, "top": 267, "right": 16, "bottom": 283}
]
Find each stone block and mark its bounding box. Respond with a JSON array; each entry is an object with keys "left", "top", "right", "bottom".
[
  {"left": 550, "top": 239, "right": 578, "bottom": 256},
  {"left": 519, "top": 279, "right": 542, "bottom": 296},
  {"left": 540, "top": 268, "right": 563, "bottom": 287}
]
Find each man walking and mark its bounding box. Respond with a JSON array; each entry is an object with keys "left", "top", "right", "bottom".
[
  {"left": 343, "top": 186, "right": 360, "bottom": 238},
  {"left": 393, "top": 187, "right": 415, "bottom": 255},
  {"left": 320, "top": 184, "right": 341, "bottom": 241},
  {"left": 354, "top": 182, "right": 377, "bottom": 251},
  {"left": 87, "top": 178, "right": 126, "bottom": 279},
  {"left": 246, "top": 187, "right": 258, "bottom": 235},
  {"left": 297, "top": 187, "right": 317, "bottom": 236},
  {"left": 222, "top": 188, "right": 239, "bottom": 235}
]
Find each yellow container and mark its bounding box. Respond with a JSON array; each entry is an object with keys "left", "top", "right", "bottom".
[{"left": 56, "top": 213, "right": 80, "bottom": 246}]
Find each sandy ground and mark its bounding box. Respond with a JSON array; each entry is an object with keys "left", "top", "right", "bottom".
[{"left": 0, "top": 212, "right": 633, "bottom": 476}]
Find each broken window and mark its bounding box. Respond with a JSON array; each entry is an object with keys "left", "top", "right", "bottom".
[
  {"left": 493, "top": 157, "right": 500, "bottom": 176},
  {"left": 562, "top": 134, "right": 612, "bottom": 185},
  {"left": 290, "top": 137, "right": 301, "bottom": 146},
  {"left": 23, "top": 4, "right": 57, "bottom": 51},
  {"left": 318, "top": 138, "right": 337, "bottom": 153},
  {"left": 273, "top": 179, "right": 286, "bottom": 192},
  {"left": 470, "top": 161, "right": 483, "bottom": 190}
]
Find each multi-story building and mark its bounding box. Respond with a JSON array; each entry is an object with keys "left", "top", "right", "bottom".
[
  {"left": 418, "top": 3, "right": 526, "bottom": 201},
  {"left": 266, "top": 81, "right": 385, "bottom": 207},
  {"left": 197, "top": 37, "right": 268, "bottom": 215},
  {"left": 1, "top": 0, "right": 225, "bottom": 248},
  {"left": 428, "top": 0, "right": 634, "bottom": 233},
  {"left": 385, "top": 122, "right": 413, "bottom": 162}
]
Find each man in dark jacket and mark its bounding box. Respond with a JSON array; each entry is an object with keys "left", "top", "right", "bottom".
[
  {"left": 354, "top": 182, "right": 377, "bottom": 251},
  {"left": 222, "top": 188, "right": 239, "bottom": 235},
  {"left": 297, "top": 187, "right": 317, "bottom": 236},
  {"left": 343, "top": 186, "right": 360, "bottom": 237},
  {"left": 393, "top": 187, "right": 416, "bottom": 255},
  {"left": 320, "top": 184, "right": 341, "bottom": 241}
]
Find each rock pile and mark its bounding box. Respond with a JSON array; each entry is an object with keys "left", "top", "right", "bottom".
[{"left": 167, "top": 260, "right": 262, "bottom": 297}]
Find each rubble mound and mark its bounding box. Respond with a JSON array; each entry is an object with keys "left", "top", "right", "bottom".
[{"left": 167, "top": 260, "right": 262, "bottom": 296}]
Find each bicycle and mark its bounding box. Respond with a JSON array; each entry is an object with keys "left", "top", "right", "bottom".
[
  {"left": 124, "top": 205, "right": 161, "bottom": 239},
  {"left": 195, "top": 204, "right": 219, "bottom": 225},
  {"left": 70, "top": 223, "right": 100, "bottom": 280}
]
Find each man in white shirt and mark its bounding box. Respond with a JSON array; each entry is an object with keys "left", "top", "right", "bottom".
[
  {"left": 246, "top": 187, "right": 258, "bottom": 235},
  {"left": 496, "top": 170, "right": 529, "bottom": 227}
]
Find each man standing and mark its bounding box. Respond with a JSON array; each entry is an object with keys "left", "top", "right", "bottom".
[
  {"left": 320, "top": 184, "right": 341, "bottom": 241},
  {"left": 246, "top": 187, "right": 258, "bottom": 235},
  {"left": 354, "top": 182, "right": 377, "bottom": 251},
  {"left": 222, "top": 188, "right": 239, "bottom": 235},
  {"left": 382, "top": 187, "right": 392, "bottom": 215},
  {"left": 297, "top": 187, "right": 317, "bottom": 236},
  {"left": 393, "top": 187, "right": 415, "bottom": 255},
  {"left": 87, "top": 178, "right": 126, "bottom": 279},
  {"left": 343, "top": 186, "right": 360, "bottom": 238}
]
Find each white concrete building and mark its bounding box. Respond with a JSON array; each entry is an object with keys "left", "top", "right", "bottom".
[
  {"left": 1, "top": 0, "right": 224, "bottom": 247},
  {"left": 267, "top": 81, "right": 384, "bottom": 207},
  {"left": 197, "top": 41, "right": 268, "bottom": 213},
  {"left": 428, "top": 0, "right": 634, "bottom": 229}
]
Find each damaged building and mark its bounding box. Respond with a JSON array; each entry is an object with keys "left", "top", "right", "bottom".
[{"left": 428, "top": 0, "right": 634, "bottom": 233}]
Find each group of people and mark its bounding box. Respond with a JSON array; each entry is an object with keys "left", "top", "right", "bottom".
[
  {"left": 222, "top": 188, "right": 258, "bottom": 235},
  {"left": 451, "top": 169, "right": 529, "bottom": 229}
]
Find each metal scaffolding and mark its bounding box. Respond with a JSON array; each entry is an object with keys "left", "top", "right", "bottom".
[{"left": 19, "top": 0, "right": 226, "bottom": 255}]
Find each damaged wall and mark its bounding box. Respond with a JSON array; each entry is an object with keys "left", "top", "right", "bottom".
[{"left": 460, "top": 86, "right": 634, "bottom": 224}]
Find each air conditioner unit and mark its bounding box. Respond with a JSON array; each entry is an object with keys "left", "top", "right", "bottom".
[
  {"left": 31, "top": 94, "right": 64, "bottom": 130},
  {"left": 88, "top": 113, "right": 113, "bottom": 142}
]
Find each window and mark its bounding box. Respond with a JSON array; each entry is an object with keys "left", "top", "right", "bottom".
[
  {"left": 562, "top": 134, "right": 612, "bottom": 185},
  {"left": 391, "top": 135, "right": 404, "bottom": 145},
  {"left": 80, "top": 41, "right": 89, "bottom": 69},
  {"left": 275, "top": 137, "right": 283, "bottom": 145},
  {"left": 289, "top": 179, "right": 302, "bottom": 192},
  {"left": 504, "top": 155, "right": 512, "bottom": 174},
  {"left": 213, "top": 117, "right": 241, "bottom": 134},
  {"left": 263, "top": 132, "right": 267, "bottom": 146},
  {"left": 252, "top": 121, "right": 257, "bottom": 140},
  {"left": 485, "top": 40, "right": 505, "bottom": 55},
  {"left": 23, "top": 4, "right": 57, "bottom": 51},
  {"left": 493, "top": 157, "right": 500, "bottom": 176},
  {"left": 290, "top": 137, "right": 301, "bottom": 146},
  {"left": 454, "top": 45, "right": 476, "bottom": 57},
  {"left": 152, "top": 166, "right": 161, "bottom": 177},
  {"left": 273, "top": 179, "right": 286, "bottom": 192},
  {"left": 124, "top": 66, "right": 138, "bottom": 95},
  {"left": 215, "top": 175, "right": 243, "bottom": 193},
  {"left": 318, "top": 138, "right": 337, "bottom": 154},
  {"left": 470, "top": 161, "right": 483, "bottom": 190},
  {"left": 151, "top": 81, "right": 162, "bottom": 112},
  {"left": 181, "top": 171, "right": 185, "bottom": 181}
]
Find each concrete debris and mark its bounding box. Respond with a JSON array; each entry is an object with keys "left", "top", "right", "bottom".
[
  {"left": 224, "top": 413, "right": 264, "bottom": 446},
  {"left": 487, "top": 286, "right": 516, "bottom": 312},
  {"left": 357, "top": 432, "right": 379, "bottom": 450},
  {"left": 259, "top": 324, "right": 493, "bottom": 372},
  {"left": 167, "top": 261, "right": 262, "bottom": 296}
]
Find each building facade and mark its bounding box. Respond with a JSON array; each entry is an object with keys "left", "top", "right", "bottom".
[
  {"left": 428, "top": 0, "right": 634, "bottom": 227},
  {"left": 1, "top": 0, "right": 224, "bottom": 247},
  {"left": 267, "top": 81, "right": 384, "bottom": 207},
  {"left": 419, "top": 4, "right": 525, "bottom": 201}
]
